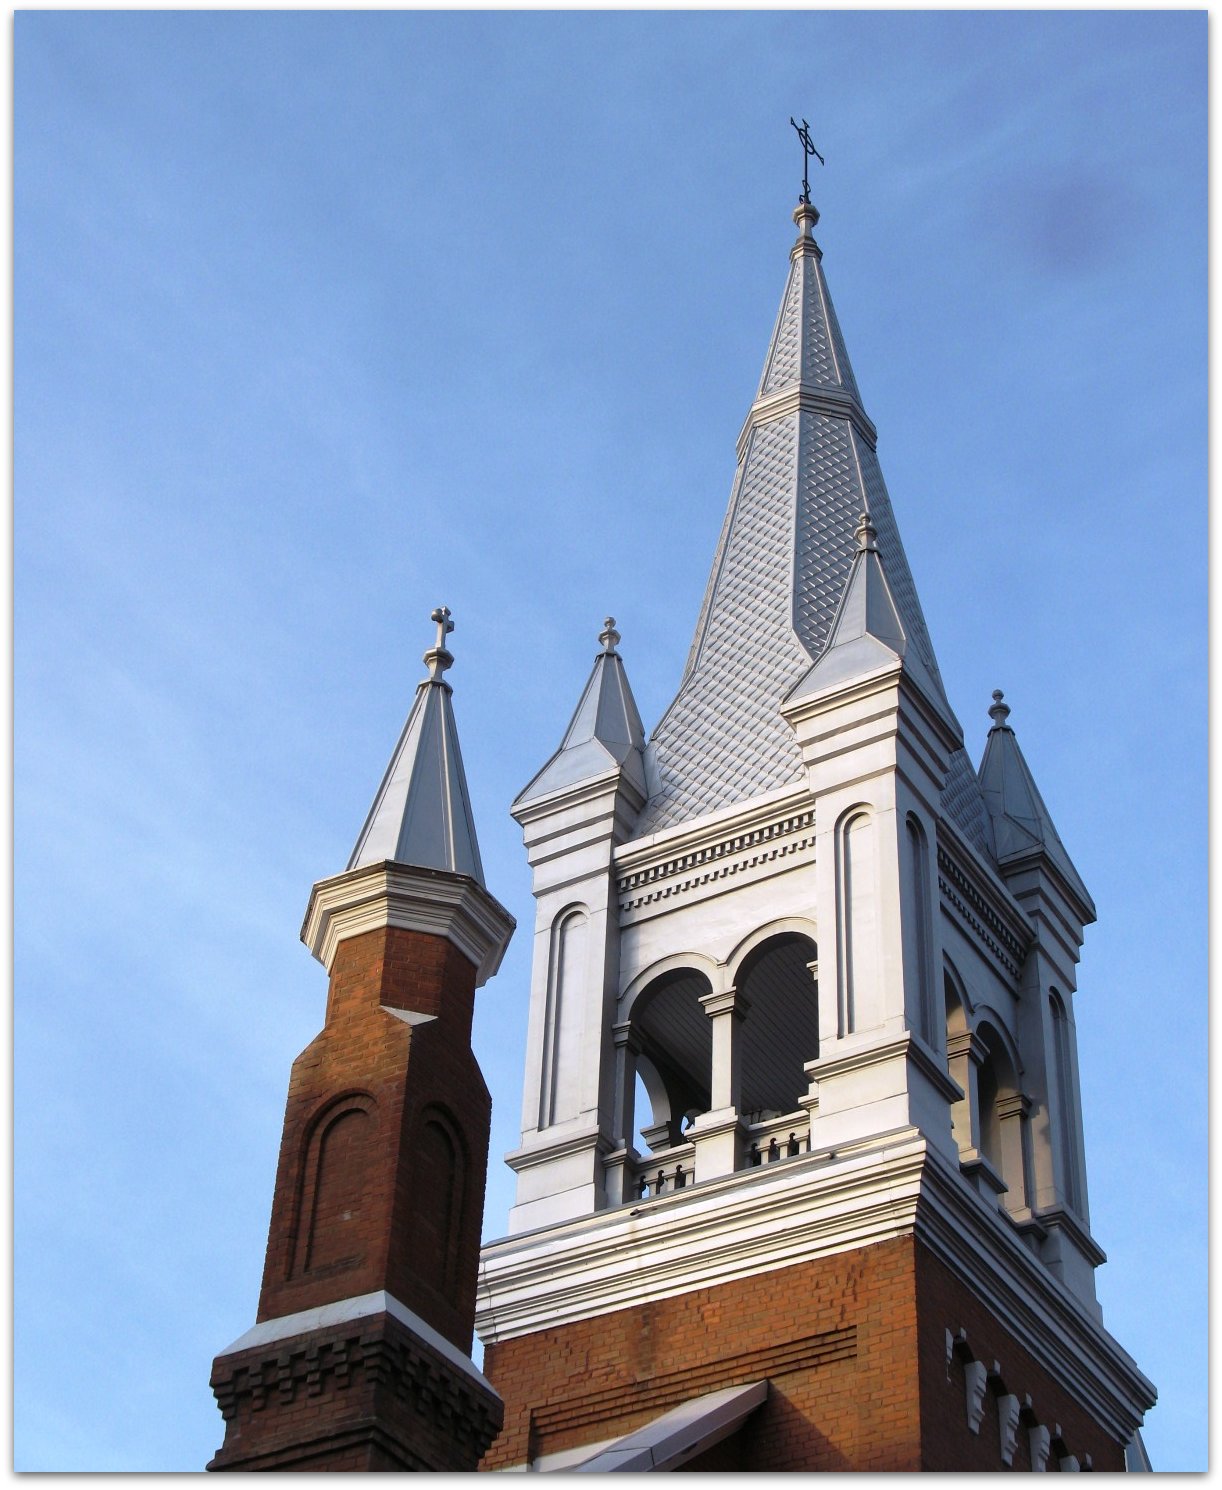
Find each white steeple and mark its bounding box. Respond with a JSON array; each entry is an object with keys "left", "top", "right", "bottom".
[
  {"left": 347, "top": 606, "right": 486, "bottom": 885},
  {"left": 482, "top": 199, "right": 1133, "bottom": 1414},
  {"left": 639, "top": 201, "right": 991, "bottom": 854}
]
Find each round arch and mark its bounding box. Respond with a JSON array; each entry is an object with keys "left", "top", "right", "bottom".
[
  {"left": 619, "top": 950, "right": 723, "bottom": 1022},
  {"left": 726, "top": 917, "right": 819, "bottom": 988}
]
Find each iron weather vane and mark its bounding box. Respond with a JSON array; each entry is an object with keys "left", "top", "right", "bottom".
[{"left": 789, "top": 116, "right": 825, "bottom": 204}]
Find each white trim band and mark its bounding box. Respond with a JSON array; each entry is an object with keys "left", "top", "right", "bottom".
[
  {"left": 301, "top": 860, "right": 515, "bottom": 986},
  {"left": 220, "top": 1288, "right": 498, "bottom": 1396}
]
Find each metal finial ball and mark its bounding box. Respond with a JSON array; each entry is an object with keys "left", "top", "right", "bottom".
[
  {"left": 855, "top": 510, "right": 878, "bottom": 550},
  {"left": 988, "top": 689, "right": 1011, "bottom": 727},
  {"left": 599, "top": 616, "right": 621, "bottom": 653}
]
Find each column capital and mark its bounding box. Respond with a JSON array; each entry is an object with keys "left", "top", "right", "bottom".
[
  {"left": 946, "top": 1028, "right": 988, "bottom": 1066},
  {"left": 611, "top": 1019, "right": 642, "bottom": 1054},
  {"left": 699, "top": 986, "right": 750, "bottom": 1021},
  {"left": 996, "top": 1091, "right": 1033, "bottom": 1121}
]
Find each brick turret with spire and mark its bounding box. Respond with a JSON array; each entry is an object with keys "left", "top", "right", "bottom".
[{"left": 208, "top": 608, "right": 514, "bottom": 1472}]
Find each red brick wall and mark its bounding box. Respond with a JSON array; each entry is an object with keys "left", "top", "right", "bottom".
[
  {"left": 256, "top": 925, "right": 490, "bottom": 1354},
  {"left": 481, "top": 1238, "right": 924, "bottom": 1472},
  {"left": 914, "top": 1240, "right": 1126, "bottom": 1471},
  {"left": 480, "top": 1234, "right": 1125, "bottom": 1472},
  {"left": 210, "top": 921, "right": 500, "bottom": 1470}
]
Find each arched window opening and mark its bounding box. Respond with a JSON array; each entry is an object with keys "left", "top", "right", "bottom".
[
  {"left": 944, "top": 970, "right": 976, "bottom": 1162},
  {"left": 736, "top": 934, "right": 819, "bottom": 1122},
  {"left": 1049, "top": 991, "right": 1083, "bottom": 1210},
  {"left": 976, "top": 1020, "right": 1031, "bottom": 1220},
  {"left": 629, "top": 968, "right": 713, "bottom": 1153}
]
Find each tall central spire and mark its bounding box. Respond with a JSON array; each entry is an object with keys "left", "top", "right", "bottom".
[{"left": 638, "top": 202, "right": 989, "bottom": 850}]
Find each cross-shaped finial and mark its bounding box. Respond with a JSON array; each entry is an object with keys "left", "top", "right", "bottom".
[
  {"left": 789, "top": 116, "right": 825, "bottom": 206},
  {"left": 599, "top": 616, "right": 621, "bottom": 655},
  {"left": 424, "top": 604, "right": 455, "bottom": 680},
  {"left": 431, "top": 605, "right": 454, "bottom": 649}
]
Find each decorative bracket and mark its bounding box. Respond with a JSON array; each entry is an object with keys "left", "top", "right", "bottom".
[
  {"left": 963, "top": 1359, "right": 988, "bottom": 1435},
  {"left": 997, "top": 1393, "right": 1020, "bottom": 1466}
]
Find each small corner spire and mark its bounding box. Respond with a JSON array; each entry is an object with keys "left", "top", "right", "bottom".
[
  {"left": 425, "top": 604, "right": 455, "bottom": 682},
  {"left": 599, "top": 616, "right": 621, "bottom": 655},
  {"left": 988, "top": 688, "right": 1012, "bottom": 731}
]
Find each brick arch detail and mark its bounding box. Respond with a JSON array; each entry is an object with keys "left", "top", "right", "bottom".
[{"left": 290, "top": 1090, "right": 378, "bottom": 1281}]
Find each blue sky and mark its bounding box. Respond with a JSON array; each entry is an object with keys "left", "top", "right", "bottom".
[{"left": 14, "top": 10, "right": 1205, "bottom": 1472}]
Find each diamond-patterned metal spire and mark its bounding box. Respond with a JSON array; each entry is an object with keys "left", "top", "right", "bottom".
[{"left": 638, "top": 204, "right": 990, "bottom": 849}]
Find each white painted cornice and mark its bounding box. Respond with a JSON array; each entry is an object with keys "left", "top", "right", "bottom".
[
  {"left": 477, "top": 1132, "right": 1154, "bottom": 1444},
  {"left": 935, "top": 818, "right": 1033, "bottom": 963},
  {"left": 614, "top": 781, "right": 814, "bottom": 879},
  {"left": 995, "top": 848, "right": 1096, "bottom": 940},
  {"left": 504, "top": 1123, "right": 611, "bottom": 1175},
  {"left": 301, "top": 860, "right": 515, "bottom": 987},
  {"left": 478, "top": 1130, "right": 929, "bottom": 1345},
  {"left": 781, "top": 656, "right": 962, "bottom": 764},
  {"left": 511, "top": 767, "right": 646, "bottom": 835}
]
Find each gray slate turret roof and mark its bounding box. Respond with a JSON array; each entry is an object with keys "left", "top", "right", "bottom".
[
  {"left": 516, "top": 619, "right": 646, "bottom": 805},
  {"left": 977, "top": 691, "right": 1095, "bottom": 919},
  {"left": 348, "top": 607, "right": 486, "bottom": 885},
  {"left": 636, "top": 202, "right": 992, "bottom": 852}
]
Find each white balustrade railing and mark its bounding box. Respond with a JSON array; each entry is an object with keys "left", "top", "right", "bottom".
[
  {"left": 744, "top": 1111, "right": 810, "bottom": 1168},
  {"left": 632, "top": 1142, "right": 696, "bottom": 1199}
]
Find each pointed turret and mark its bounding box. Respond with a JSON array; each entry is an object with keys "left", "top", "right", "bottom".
[
  {"left": 978, "top": 690, "right": 1095, "bottom": 921},
  {"left": 785, "top": 510, "right": 957, "bottom": 722},
  {"left": 639, "top": 201, "right": 991, "bottom": 853},
  {"left": 515, "top": 618, "right": 646, "bottom": 805},
  {"left": 348, "top": 605, "right": 485, "bottom": 884}
]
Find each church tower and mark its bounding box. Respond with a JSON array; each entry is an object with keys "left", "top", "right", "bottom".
[
  {"left": 476, "top": 203, "right": 1155, "bottom": 1471},
  {"left": 208, "top": 609, "right": 514, "bottom": 1471}
]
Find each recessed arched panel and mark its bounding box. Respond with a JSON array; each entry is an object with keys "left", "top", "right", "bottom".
[
  {"left": 836, "top": 807, "right": 880, "bottom": 1036},
  {"left": 906, "top": 815, "right": 936, "bottom": 1045},
  {"left": 539, "top": 906, "right": 589, "bottom": 1127},
  {"left": 296, "top": 1093, "right": 377, "bottom": 1277},
  {"left": 410, "top": 1106, "right": 467, "bottom": 1297}
]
